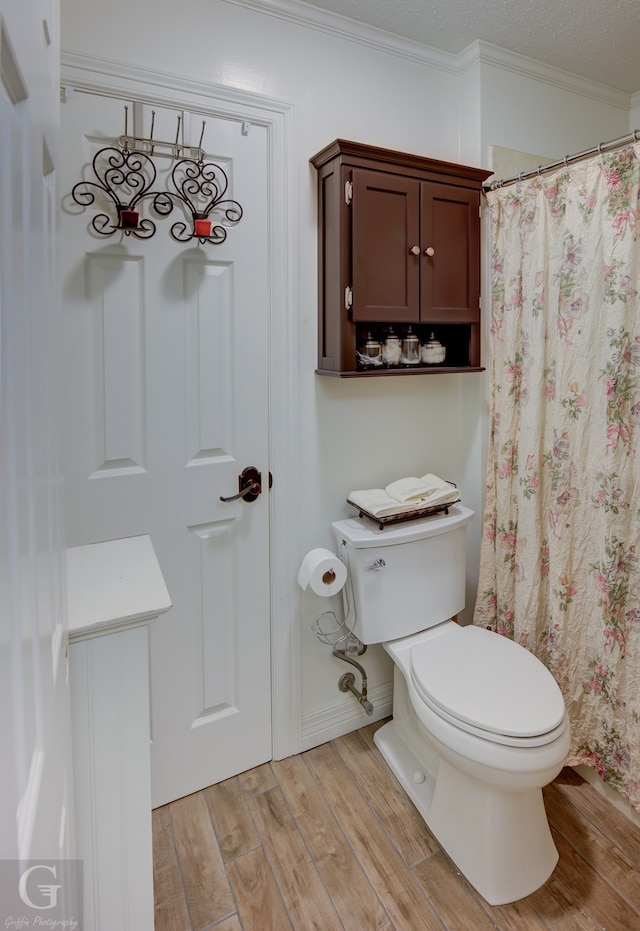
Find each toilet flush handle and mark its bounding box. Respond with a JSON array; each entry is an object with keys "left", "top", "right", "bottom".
[{"left": 365, "top": 558, "right": 385, "bottom": 571}]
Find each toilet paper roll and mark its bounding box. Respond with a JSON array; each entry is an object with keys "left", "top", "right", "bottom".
[{"left": 297, "top": 548, "right": 347, "bottom": 597}]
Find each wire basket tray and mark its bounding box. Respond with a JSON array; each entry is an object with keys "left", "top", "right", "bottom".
[{"left": 346, "top": 496, "right": 461, "bottom": 531}]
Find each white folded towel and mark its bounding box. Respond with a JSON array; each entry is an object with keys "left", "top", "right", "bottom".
[
  {"left": 385, "top": 473, "right": 452, "bottom": 503},
  {"left": 348, "top": 473, "right": 459, "bottom": 518}
]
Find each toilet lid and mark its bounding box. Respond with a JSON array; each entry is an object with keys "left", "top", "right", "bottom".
[{"left": 410, "top": 625, "right": 566, "bottom": 741}]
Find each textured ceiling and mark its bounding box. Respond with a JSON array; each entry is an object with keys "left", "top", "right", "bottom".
[{"left": 294, "top": 0, "right": 640, "bottom": 94}]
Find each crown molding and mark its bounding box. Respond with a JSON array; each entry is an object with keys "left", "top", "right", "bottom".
[
  {"left": 459, "top": 40, "right": 630, "bottom": 110},
  {"left": 221, "top": 0, "right": 460, "bottom": 72},
  {"left": 63, "top": 5, "right": 634, "bottom": 112},
  {"left": 224, "top": 0, "right": 632, "bottom": 109}
]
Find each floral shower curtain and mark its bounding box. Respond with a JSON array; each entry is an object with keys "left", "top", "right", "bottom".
[{"left": 474, "top": 143, "right": 640, "bottom": 810}]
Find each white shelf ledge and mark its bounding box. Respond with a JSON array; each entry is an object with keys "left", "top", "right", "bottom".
[{"left": 66, "top": 533, "right": 172, "bottom": 642}]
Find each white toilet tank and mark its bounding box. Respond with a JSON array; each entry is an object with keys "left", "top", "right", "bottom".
[{"left": 332, "top": 504, "right": 474, "bottom": 644}]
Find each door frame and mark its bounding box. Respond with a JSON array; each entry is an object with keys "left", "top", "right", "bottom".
[{"left": 60, "top": 51, "right": 302, "bottom": 762}]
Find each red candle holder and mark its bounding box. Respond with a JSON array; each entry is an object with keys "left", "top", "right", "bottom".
[
  {"left": 194, "top": 218, "right": 212, "bottom": 237},
  {"left": 120, "top": 208, "right": 140, "bottom": 229}
]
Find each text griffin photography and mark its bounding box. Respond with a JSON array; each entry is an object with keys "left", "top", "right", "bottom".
[{"left": 1, "top": 861, "right": 82, "bottom": 930}]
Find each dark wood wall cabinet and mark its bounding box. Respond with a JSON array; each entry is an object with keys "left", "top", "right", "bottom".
[{"left": 310, "top": 140, "right": 491, "bottom": 377}]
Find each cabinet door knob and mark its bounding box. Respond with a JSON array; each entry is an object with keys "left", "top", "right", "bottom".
[
  {"left": 409, "top": 245, "right": 420, "bottom": 255},
  {"left": 424, "top": 246, "right": 435, "bottom": 257}
]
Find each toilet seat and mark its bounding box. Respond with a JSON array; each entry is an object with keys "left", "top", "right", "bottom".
[{"left": 410, "top": 624, "right": 567, "bottom": 748}]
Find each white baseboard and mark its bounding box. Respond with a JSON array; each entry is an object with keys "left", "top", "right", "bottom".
[
  {"left": 301, "top": 681, "right": 393, "bottom": 752},
  {"left": 573, "top": 765, "right": 640, "bottom": 828}
]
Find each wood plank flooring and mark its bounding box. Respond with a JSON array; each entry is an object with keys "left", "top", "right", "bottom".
[{"left": 153, "top": 719, "right": 640, "bottom": 930}]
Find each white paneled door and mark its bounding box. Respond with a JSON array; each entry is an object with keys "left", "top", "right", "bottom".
[{"left": 60, "top": 92, "right": 272, "bottom": 806}]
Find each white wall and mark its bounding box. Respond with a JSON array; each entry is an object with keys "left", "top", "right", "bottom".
[
  {"left": 60, "top": 0, "right": 634, "bottom": 752},
  {"left": 479, "top": 61, "right": 630, "bottom": 160},
  {"left": 1, "top": 0, "right": 73, "bottom": 864}
]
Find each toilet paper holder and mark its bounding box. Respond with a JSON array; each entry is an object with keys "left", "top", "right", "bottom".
[
  {"left": 301, "top": 548, "right": 373, "bottom": 716},
  {"left": 297, "top": 548, "right": 348, "bottom": 598}
]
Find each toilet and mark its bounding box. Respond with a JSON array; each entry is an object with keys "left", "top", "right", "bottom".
[{"left": 332, "top": 504, "right": 570, "bottom": 906}]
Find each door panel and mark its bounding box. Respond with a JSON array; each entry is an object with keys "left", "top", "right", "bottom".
[
  {"left": 351, "top": 168, "right": 420, "bottom": 322},
  {"left": 60, "top": 92, "right": 271, "bottom": 806},
  {"left": 421, "top": 182, "right": 480, "bottom": 323}
]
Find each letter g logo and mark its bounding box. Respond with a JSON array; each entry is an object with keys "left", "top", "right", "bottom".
[{"left": 18, "top": 864, "right": 62, "bottom": 909}]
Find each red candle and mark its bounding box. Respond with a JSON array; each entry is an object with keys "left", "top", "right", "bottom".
[
  {"left": 120, "top": 209, "right": 139, "bottom": 228},
  {"left": 195, "top": 218, "right": 212, "bottom": 237}
]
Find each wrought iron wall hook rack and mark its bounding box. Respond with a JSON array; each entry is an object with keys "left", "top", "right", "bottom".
[
  {"left": 69, "top": 106, "right": 243, "bottom": 244},
  {"left": 116, "top": 108, "right": 207, "bottom": 162}
]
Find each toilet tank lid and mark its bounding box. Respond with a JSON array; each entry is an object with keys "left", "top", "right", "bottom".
[{"left": 332, "top": 504, "right": 474, "bottom": 549}]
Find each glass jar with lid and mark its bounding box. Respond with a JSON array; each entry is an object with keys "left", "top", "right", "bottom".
[
  {"left": 401, "top": 326, "right": 420, "bottom": 366},
  {"left": 421, "top": 332, "right": 446, "bottom": 365},
  {"left": 357, "top": 331, "right": 382, "bottom": 368},
  {"left": 382, "top": 327, "right": 402, "bottom": 367}
]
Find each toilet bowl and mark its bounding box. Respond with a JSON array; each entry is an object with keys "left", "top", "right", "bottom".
[
  {"left": 332, "top": 506, "right": 571, "bottom": 905},
  {"left": 377, "top": 622, "right": 570, "bottom": 905}
]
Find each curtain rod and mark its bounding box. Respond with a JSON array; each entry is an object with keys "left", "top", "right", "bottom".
[{"left": 483, "top": 128, "right": 640, "bottom": 192}]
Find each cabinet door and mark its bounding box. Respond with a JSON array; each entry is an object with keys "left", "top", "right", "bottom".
[
  {"left": 420, "top": 182, "right": 480, "bottom": 323},
  {"left": 351, "top": 168, "right": 420, "bottom": 322}
]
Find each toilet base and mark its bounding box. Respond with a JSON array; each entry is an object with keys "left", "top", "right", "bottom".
[{"left": 374, "top": 719, "right": 559, "bottom": 906}]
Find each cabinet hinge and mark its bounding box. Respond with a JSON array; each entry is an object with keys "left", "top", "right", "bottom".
[
  {"left": 479, "top": 204, "right": 482, "bottom": 219},
  {"left": 345, "top": 286, "right": 353, "bottom": 311},
  {"left": 345, "top": 180, "right": 353, "bottom": 206}
]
